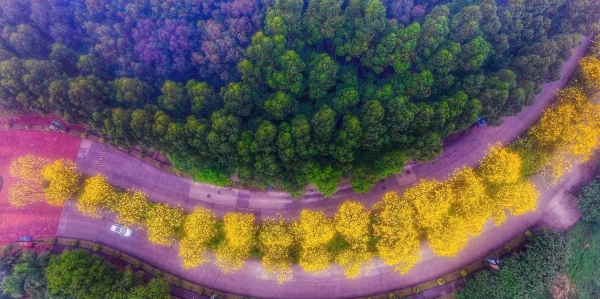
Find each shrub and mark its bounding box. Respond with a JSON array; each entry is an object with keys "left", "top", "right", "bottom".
[
  {"left": 134, "top": 261, "right": 142, "bottom": 269},
  {"left": 93, "top": 244, "right": 101, "bottom": 251},
  {"left": 71, "top": 240, "right": 79, "bottom": 246}
]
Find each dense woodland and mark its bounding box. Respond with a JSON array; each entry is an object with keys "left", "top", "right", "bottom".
[{"left": 0, "top": 0, "right": 599, "bottom": 196}]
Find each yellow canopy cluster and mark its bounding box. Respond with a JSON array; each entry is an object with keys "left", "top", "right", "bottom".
[
  {"left": 258, "top": 219, "right": 294, "bottom": 283},
  {"left": 41, "top": 159, "right": 82, "bottom": 206},
  {"left": 179, "top": 208, "right": 217, "bottom": 268},
  {"left": 78, "top": 174, "right": 119, "bottom": 217},
  {"left": 215, "top": 213, "right": 256, "bottom": 272},
  {"left": 146, "top": 203, "right": 185, "bottom": 246},
  {"left": 334, "top": 201, "right": 373, "bottom": 278},
  {"left": 529, "top": 87, "right": 600, "bottom": 183},
  {"left": 373, "top": 192, "right": 421, "bottom": 273},
  {"left": 294, "top": 210, "right": 335, "bottom": 273},
  {"left": 114, "top": 190, "right": 150, "bottom": 227},
  {"left": 8, "top": 155, "right": 49, "bottom": 206}
]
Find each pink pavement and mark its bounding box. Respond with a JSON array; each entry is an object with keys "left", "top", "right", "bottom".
[{"left": 0, "top": 130, "right": 81, "bottom": 244}]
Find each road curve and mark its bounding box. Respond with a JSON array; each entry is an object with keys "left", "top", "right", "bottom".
[
  {"left": 57, "top": 154, "right": 595, "bottom": 299},
  {"left": 75, "top": 36, "right": 591, "bottom": 220},
  {"left": 51, "top": 35, "right": 595, "bottom": 299}
]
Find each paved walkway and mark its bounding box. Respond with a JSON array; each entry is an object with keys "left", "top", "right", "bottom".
[
  {"left": 52, "top": 36, "right": 594, "bottom": 299},
  {"left": 74, "top": 36, "right": 592, "bottom": 220}
]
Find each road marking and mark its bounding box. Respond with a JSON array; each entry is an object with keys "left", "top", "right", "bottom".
[{"left": 93, "top": 145, "right": 108, "bottom": 174}]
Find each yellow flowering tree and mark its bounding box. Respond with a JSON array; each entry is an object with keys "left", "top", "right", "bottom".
[
  {"left": 580, "top": 56, "right": 600, "bottom": 92},
  {"left": 115, "top": 190, "right": 150, "bottom": 227},
  {"left": 10, "top": 155, "right": 49, "bottom": 181},
  {"left": 335, "top": 246, "right": 373, "bottom": 278},
  {"left": 179, "top": 208, "right": 217, "bottom": 268},
  {"left": 215, "top": 213, "right": 256, "bottom": 272},
  {"left": 428, "top": 216, "right": 471, "bottom": 257},
  {"left": 258, "top": 219, "right": 294, "bottom": 283},
  {"left": 528, "top": 87, "right": 600, "bottom": 183},
  {"left": 334, "top": 201, "right": 370, "bottom": 243},
  {"left": 334, "top": 201, "right": 373, "bottom": 278},
  {"left": 373, "top": 192, "right": 421, "bottom": 274},
  {"left": 478, "top": 144, "right": 523, "bottom": 185},
  {"left": 448, "top": 167, "right": 489, "bottom": 236},
  {"left": 492, "top": 181, "right": 538, "bottom": 217},
  {"left": 9, "top": 181, "right": 45, "bottom": 206},
  {"left": 41, "top": 159, "right": 82, "bottom": 206},
  {"left": 8, "top": 155, "right": 49, "bottom": 207},
  {"left": 403, "top": 179, "right": 454, "bottom": 229},
  {"left": 146, "top": 203, "right": 185, "bottom": 246},
  {"left": 295, "top": 210, "right": 335, "bottom": 273},
  {"left": 78, "top": 174, "right": 119, "bottom": 217}
]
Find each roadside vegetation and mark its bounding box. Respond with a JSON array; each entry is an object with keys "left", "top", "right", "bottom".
[
  {"left": 456, "top": 161, "right": 600, "bottom": 299},
  {"left": 1, "top": 0, "right": 599, "bottom": 196},
  {"left": 0, "top": 250, "right": 170, "bottom": 299}
]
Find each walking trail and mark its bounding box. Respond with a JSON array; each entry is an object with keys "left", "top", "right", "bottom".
[{"left": 3, "top": 36, "right": 593, "bottom": 298}]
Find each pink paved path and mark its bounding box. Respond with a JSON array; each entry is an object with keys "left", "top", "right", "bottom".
[
  {"left": 53, "top": 36, "right": 593, "bottom": 299},
  {"left": 0, "top": 130, "right": 81, "bottom": 244},
  {"left": 73, "top": 36, "right": 592, "bottom": 220}
]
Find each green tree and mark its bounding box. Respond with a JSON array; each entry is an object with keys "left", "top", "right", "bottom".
[
  {"left": 186, "top": 79, "right": 218, "bottom": 116},
  {"left": 266, "top": 50, "right": 305, "bottom": 94},
  {"left": 220, "top": 82, "right": 253, "bottom": 117},
  {"left": 308, "top": 54, "right": 339, "bottom": 100},
  {"left": 158, "top": 80, "right": 188, "bottom": 115},
  {"left": 110, "top": 78, "right": 152, "bottom": 105},
  {"left": 1, "top": 252, "right": 49, "bottom": 299},
  {"left": 576, "top": 179, "right": 600, "bottom": 223},
  {"left": 46, "top": 250, "right": 123, "bottom": 299},
  {"left": 360, "top": 100, "right": 387, "bottom": 151},
  {"left": 264, "top": 91, "right": 298, "bottom": 120},
  {"left": 302, "top": 0, "right": 343, "bottom": 45}
]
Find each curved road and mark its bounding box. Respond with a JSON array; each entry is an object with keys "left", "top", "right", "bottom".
[
  {"left": 48, "top": 36, "right": 595, "bottom": 299},
  {"left": 75, "top": 36, "right": 591, "bottom": 220}
]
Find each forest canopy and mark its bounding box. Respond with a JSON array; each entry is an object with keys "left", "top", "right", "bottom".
[{"left": 0, "top": 0, "right": 599, "bottom": 197}]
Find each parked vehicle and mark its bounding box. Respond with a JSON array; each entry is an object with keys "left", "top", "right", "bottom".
[{"left": 110, "top": 224, "right": 132, "bottom": 237}]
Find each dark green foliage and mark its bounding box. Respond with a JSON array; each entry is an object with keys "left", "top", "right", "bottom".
[
  {"left": 456, "top": 230, "right": 570, "bottom": 299},
  {"left": 45, "top": 250, "right": 170, "bottom": 299},
  {"left": 0, "top": 0, "right": 594, "bottom": 197},
  {"left": 1, "top": 252, "right": 49, "bottom": 299},
  {"left": 568, "top": 222, "right": 600, "bottom": 299},
  {"left": 576, "top": 178, "right": 600, "bottom": 223}
]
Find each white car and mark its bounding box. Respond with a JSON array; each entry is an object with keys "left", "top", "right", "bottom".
[{"left": 110, "top": 224, "right": 132, "bottom": 237}]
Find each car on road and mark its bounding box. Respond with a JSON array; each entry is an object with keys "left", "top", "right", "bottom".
[{"left": 110, "top": 224, "right": 132, "bottom": 237}]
